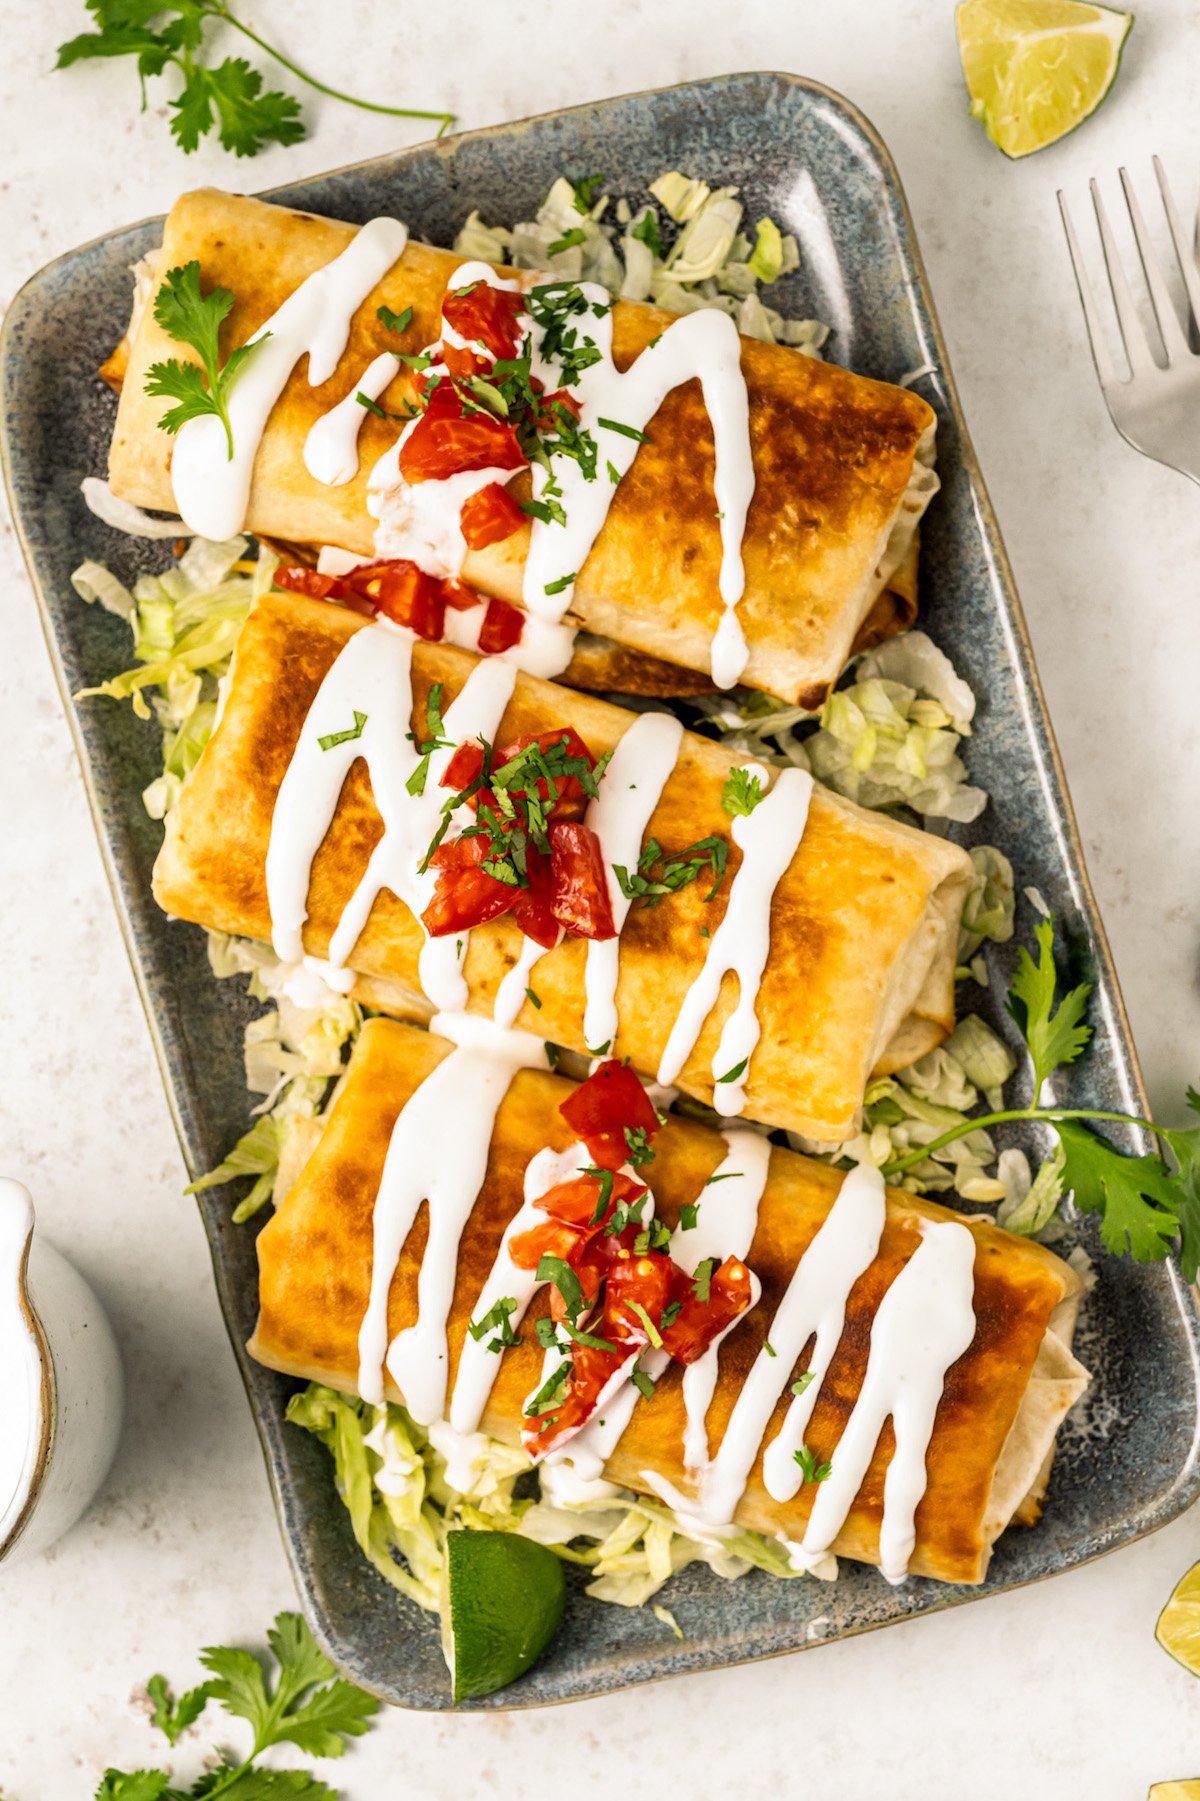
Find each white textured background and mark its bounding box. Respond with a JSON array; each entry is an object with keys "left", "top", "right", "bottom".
[{"left": 3, "top": 3, "right": 1200, "bottom": 1795}]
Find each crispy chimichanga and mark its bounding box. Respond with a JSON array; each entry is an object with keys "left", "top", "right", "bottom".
[
  {"left": 152, "top": 593, "right": 974, "bottom": 1143},
  {"left": 249, "top": 1018, "right": 1089, "bottom": 1587},
  {"left": 103, "top": 188, "right": 937, "bottom": 708}
]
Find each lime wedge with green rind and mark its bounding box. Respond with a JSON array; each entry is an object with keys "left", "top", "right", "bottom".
[
  {"left": 441, "top": 1529, "right": 567, "bottom": 1703},
  {"left": 1149, "top": 1784, "right": 1200, "bottom": 1800},
  {"left": 956, "top": 0, "right": 1133, "bottom": 159}
]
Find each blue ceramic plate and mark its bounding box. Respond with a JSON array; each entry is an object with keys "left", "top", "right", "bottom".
[{"left": 4, "top": 72, "right": 1200, "bottom": 1710}]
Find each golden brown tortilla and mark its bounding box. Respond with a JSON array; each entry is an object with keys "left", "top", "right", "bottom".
[
  {"left": 105, "top": 188, "right": 936, "bottom": 708},
  {"left": 249, "top": 1018, "right": 1089, "bottom": 1585},
  {"left": 153, "top": 593, "right": 974, "bottom": 1142}
]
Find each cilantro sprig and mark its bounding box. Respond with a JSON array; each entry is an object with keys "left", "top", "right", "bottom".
[
  {"left": 145, "top": 261, "right": 267, "bottom": 460},
  {"left": 882, "top": 913, "right": 1200, "bottom": 1276},
  {"left": 56, "top": 2, "right": 453, "bottom": 158},
  {"left": 96, "top": 1611, "right": 377, "bottom": 1799}
]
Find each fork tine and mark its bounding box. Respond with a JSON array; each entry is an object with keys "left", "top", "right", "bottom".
[
  {"left": 1058, "top": 190, "right": 1122, "bottom": 390},
  {"left": 1089, "top": 179, "right": 1157, "bottom": 377},
  {"left": 1153, "top": 156, "right": 1200, "bottom": 346},
  {"left": 1119, "top": 167, "right": 1189, "bottom": 362}
]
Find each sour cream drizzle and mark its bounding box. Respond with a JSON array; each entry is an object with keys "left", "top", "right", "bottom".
[
  {"left": 304, "top": 351, "right": 401, "bottom": 487},
  {"left": 265, "top": 618, "right": 516, "bottom": 1011},
  {"left": 522, "top": 289, "right": 755, "bottom": 687},
  {"left": 357, "top": 1013, "right": 548, "bottom": 1420},
  {"left": 699, "top": 1163, "right": 887, "bottom": 1528},
  {"left": 448, "top": 1140, "right": 589, "bottom": 1434},
  {"left": 657, "top": 764, "right": 813, "bottom": 1115},
  {"left": 169, "top": 217, "right": 409, "bottom": 540},
  {"left": 788, "top": 1218, "right": 977, "bottom": 1584},
  {"left": 581, "top": 712, "right": 684, "bottom": 1053},
  {"left": 549, "top": 1130, "right": 769, "bottom": 1485}
]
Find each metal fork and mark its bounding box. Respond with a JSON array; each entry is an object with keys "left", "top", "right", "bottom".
[{"left": 1059, "top": 160, "right": 1200, "bottom": 486}]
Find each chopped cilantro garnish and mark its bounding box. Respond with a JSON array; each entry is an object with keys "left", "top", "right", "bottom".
[
  {"left": 764, "top": 1340, "right": 777, "bottom": 1358},
  {"left": 597, "top": 415, "right": 651, "bottom": 443},
  {"left": 717, "top": 1058, "right": 749, "bottom": 1086},
  {"left": 630, "top": 209, "right": 663, "bottom": 257},
  {"left": 536, "top": 1254, "right": 585, "bottom": 1324},
  {"left": 631, "top": 1365, "right": 656, "bottom": 1402},
  {"left": 572, "top": 173, "right": 605, "bottom": 213},
  {"left": 624, "top": 1125, "right": 655, "bottom": 1168},
  {"left": 585, "top": 1165, "right": 617, "bottom": 1225},
  {"left": 791, "top": 1373, "right": 816, "bottom": 1397},
  {"left": 405, "top": 682, "right": 452, "bottom": 796},
  {"left": 680, "top": 1201, "right": 700, "bottom": 1230},
  {"left": 692, "top": 1257, "right": 719, "bottom": 1306},
  {"left": 705, "top": 1171, "right": 741, "bottom": 1186},
  {"left": 548, "top": 227, "right": 588, "bottom": 255},
  {"left": 468, "top": 1296, "right": 520, "bottom": 1351},
  {"left": 318, "top": 710, "right": 367, "bottom": 752},
  {"left": 525, "top": 986, "right": 542, "bottom": 1010},
  {"left": 793, "top": 1444, "right": 833, "bottom": 1484},
  {"left": 377, "top": 303, "right": 413, "bottom": 335},
  {"left": 544, "top": 572, "right": 576, "bottom": 596},
  {"left": 613, "top": 835, "right": 729, "bottom": 907}
]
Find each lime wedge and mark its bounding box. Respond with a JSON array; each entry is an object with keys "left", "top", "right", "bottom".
[
  {"left": 1156, "top": 1560, "right": 1200, "bottom": 1676},
  {"left": 1149, "top": 1785, "right": 1200, "bottom": 1800},
  {"left": 956, "top": 0, "right": 1133, "bottom": 158},
  {"left": 440, "top": 1529, "right": 566, "bottom": 1703}
]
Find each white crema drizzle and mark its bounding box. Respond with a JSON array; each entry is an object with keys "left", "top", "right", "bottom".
[
  {"left": 552, "top": 1128, "right": 771, "bottom": 1486},
  {"left": 356, "top": 1013, "right": 548, "bottom": 1421},
  {"left": 448, "top": 1140, "right": 590, "bottom": 1435},
  {"left": 521, "top": 290, "right": 755, "bottom": 687},
  {"left": 657, "top": 763, "right": 813, "bottom": 1116},
  {"left": 169, "top": 217, "right": 409, "bottom": 539},
  {"left": 264, "top": 618, "right": 516, "bottom": 1011}
]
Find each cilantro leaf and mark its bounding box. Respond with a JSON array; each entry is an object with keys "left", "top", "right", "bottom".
[
  {"left": 1160, "top": 1088, "right": 1200, "bottom": 1282},
  {"left": 793, "top": 1444, "right": 832, "bottom": 1484},
  {"left": 55, "top": 3, "right": 452, "bottom": 157},
  {"left": 1057, "top": 1119, "right": 1180, "bottom": 1262},
  {"left": 200, "top": 1612, "right": 377, "bottom": 1760},
  {"left": 146, "top": 1672, "right": 214, "bottom": 1746},
  {"left": 721, "top": 766, "right": 765, "bottom": 818},
  {"left": 145, "top": 261, "right": 267, "bottom": 459},
  {"left": 202, "top": 1772, "right": 335, "bottom": 1800},
  {"left": 1006, "top": 916, "right": 1092, "bottom": 1094},
  {"left": 94, "top": 1772, "right": 175, "bottom": 1801}
]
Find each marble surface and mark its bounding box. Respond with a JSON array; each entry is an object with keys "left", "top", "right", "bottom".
[{"left": 3, "top": 2, "right": 1200, "bottom": 1794}]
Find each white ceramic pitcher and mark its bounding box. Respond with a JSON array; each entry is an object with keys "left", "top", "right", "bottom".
[{"left": 0, "top": 1178, "right": 124, "bottom": 1566}]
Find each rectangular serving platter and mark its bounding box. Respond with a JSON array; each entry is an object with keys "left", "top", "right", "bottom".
[{"left": 5, "top": 71, "right": 1200, "bottom": 1710}]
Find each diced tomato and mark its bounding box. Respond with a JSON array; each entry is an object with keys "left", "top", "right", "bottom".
[
  {"left": 477, "top": 596, "right": 526, "bottom": 654},
  {"left": 536, "top": 387, "right": 582, "bottom": 429},
  {"left": 273, "top": 565, "right": 350, "bottom": 601},
  {"left": 533, "top": 1170, "right": 647, "bottom": 1230},
  {"left": 560, "top": 1059, "right": 660, "bottom": 1149},
  {"left": 443, "top": 281, "right": 527, "bottom": 360},
  {"left": 440, "top": 578, "right": 482, "bottom": 612},
  {"left": 440, "top": 742, "right": 486, "bottom": 796},
  {"left": 399, "top": 411, "right": 525, "bottom": 485},
  {"left": 509, "top": 1217, "right": 587, "bottom": 1273},
  {"left": 510, "top": 845, "right": 559, "bottom": 949},
  {"left": 549, "top": 821, "right": 617, "bottom": 941},
  {"left": 420, "top": 832, "right": 517, "bottom": 937},
  {"left": 440, "top": 341, "right": 491, "bottom": 379},
  {"left": 603, "top": 1253, "right": 673, "bottom": 1347},
  {"left": 494, "top": 728, "right": 595, "bottom": 822},
  {"left": 659, "top": 1256, "right": 755, "bottom": 1365},
  {"left": 523, "top": 1340, "right": 627, "bottom": 1458},
  {"left": 460, "top": 482, "right": 526, "bottom": 553},
  {"left": 371, "top": 561, "right": 446, "bottom": 640}
]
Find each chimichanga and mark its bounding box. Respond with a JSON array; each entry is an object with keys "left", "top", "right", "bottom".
[
  {"left": 152, "top": 593, "right": 975, "bottom": 1143},
  {"left": 103, "top": 187, "right": 937, "bottom": 708},
  {"left": 249, "top": 1017, "right": 1089, "bottom": 1586}
]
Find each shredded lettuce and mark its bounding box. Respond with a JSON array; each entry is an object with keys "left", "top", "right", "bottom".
[
  {"left": 288, "top": 1384, "right": 804, "bottom": 1617},
  {"left": 454, "top": 170, "right": 827, "bottom": 355},
  {"left": 73, "top": 537, "right": 278, "bottom": 818}
]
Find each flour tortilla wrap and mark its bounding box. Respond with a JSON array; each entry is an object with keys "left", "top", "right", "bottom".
[
  {"left": 104, "top": 188, "right": 937, "bottom": 708},
  {"left": 153, "top": 593, "right": 974, "bottom": 1143},
  {"left": 248, "top": 1017, "right": 1089, "bottom": 1586}
]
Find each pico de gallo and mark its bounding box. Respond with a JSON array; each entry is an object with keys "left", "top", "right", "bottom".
[
  {"left": 503, "top": 1059, "right": 754, "bottom": 1458},
  {"left": 419, "top": 718, "right": 617, "bottom": 944}
]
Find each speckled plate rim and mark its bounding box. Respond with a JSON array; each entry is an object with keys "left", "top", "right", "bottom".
[{"left": 5, "top": 69, "right": 1200, "bottom": 1710}]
